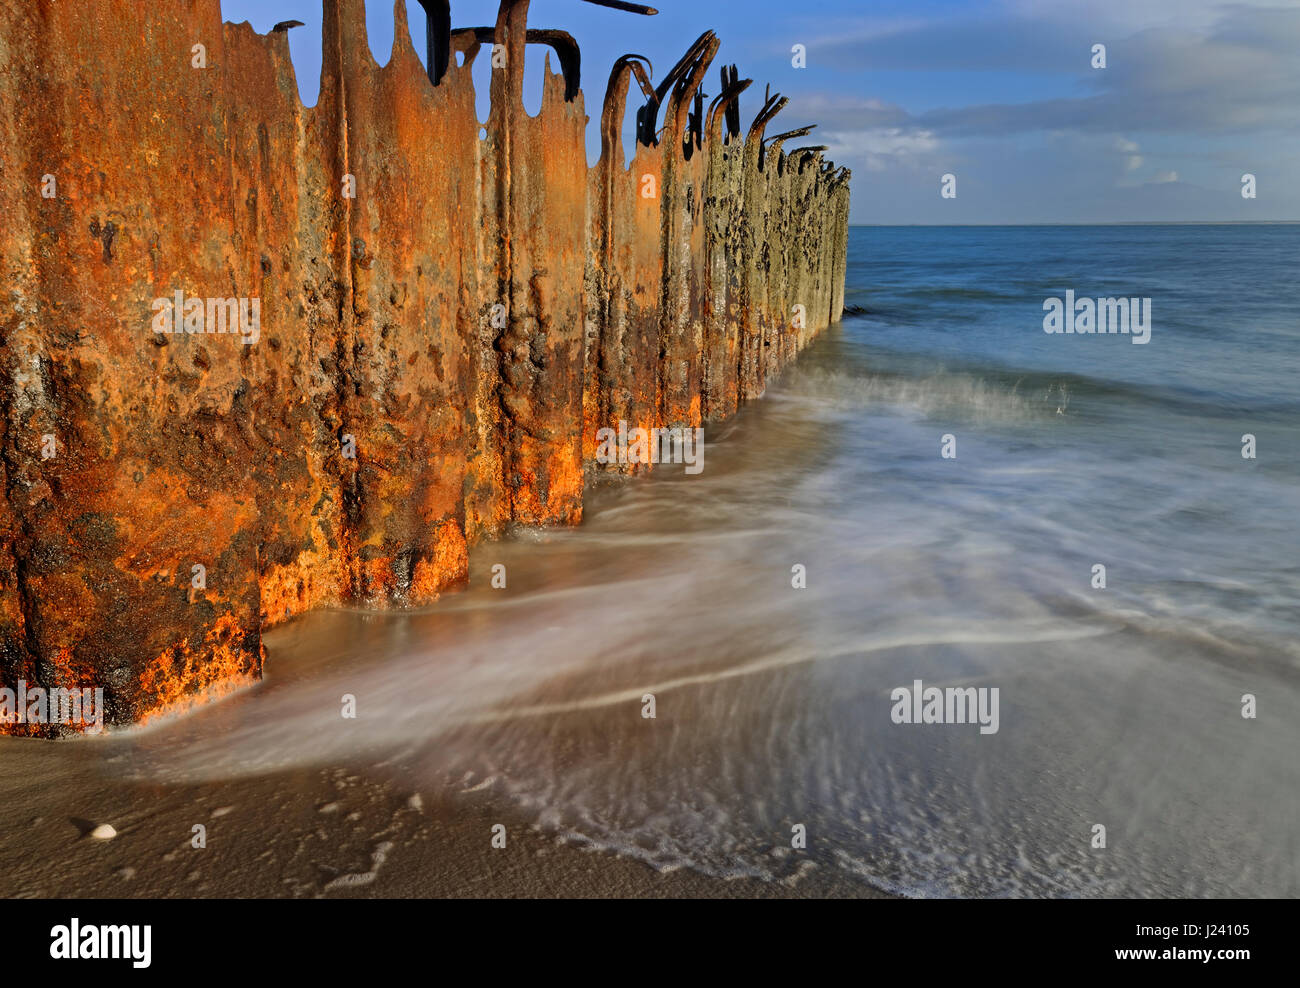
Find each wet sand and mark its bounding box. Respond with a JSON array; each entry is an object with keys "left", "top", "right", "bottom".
[{"left": 0, "top": 729, "right": 885, "bottom": 899}]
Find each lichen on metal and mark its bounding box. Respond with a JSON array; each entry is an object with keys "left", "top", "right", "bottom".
[{"left": 0, "top": 0, "right": 850, "bottom": 734}]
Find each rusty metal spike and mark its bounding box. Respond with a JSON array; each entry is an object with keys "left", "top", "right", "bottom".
[
  {"left": 635, "top": 31, "right": 716, "bottom": 145},
  {"left": 655, "top": 31, "right": 716, "bottom": 103},
  {"left": 721, "top": 64, "right": 741, "bottom": 139},
  {"left": 689, "top": 87, "right": 707, "bottom": 150},
  {"left": 666, "top": 33, "right": 719, "bottom": 152},
  {"left": 450, "top": 26, "right": 582, "bottom": 101},
  {"left": 528, "top": 29, "right": 581, "bottom": 101},
  {"left": 581, "top": 0, "right": 659, "bottom": 13},
  {"left": 602, "top": 54, "right": 655, "bottom": 157},
  {"left": 763, "top": 128, "right": 816, "bottom": 176},
  {"left": 748, "top": 92, "right": 789, "bottom": 169},
  {"left": 748, "top": 92, "right": 787, "bottom": 143},
  {"left": 764, "top": 125, "right": 816, "bottom": 147},
  {"left": 416, "top": 1, "right": 452, "bottom": 86},
  {"left": 707, "top": 75, "right": 751, "bottom": 143},
  {"left": 621, "top": 54, "right": 655, "bottom": 100}
]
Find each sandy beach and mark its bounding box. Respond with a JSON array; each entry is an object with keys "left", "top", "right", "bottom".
[{"left": 0, "top": 725, "right": 886, "bottom": 899}]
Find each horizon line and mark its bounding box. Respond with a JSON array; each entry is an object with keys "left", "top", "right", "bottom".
[{"left": 849, "top": 220, "right": 1300, "bottom": 227}]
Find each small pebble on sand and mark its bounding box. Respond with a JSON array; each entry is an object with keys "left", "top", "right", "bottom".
[{"left": 90, "top": 824, "right": 117, "bottom": 840}]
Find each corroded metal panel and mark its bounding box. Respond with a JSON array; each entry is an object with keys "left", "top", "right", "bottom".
[{"left": 0, "top": 0, "right": 849, "bottom": 733}]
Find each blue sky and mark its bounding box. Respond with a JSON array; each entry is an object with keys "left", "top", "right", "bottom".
[{"left": 220, "top": 0, "right": 1300, "bottom": 224}]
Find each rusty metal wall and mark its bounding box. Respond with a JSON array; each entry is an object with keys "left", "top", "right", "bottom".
[{"left": 0, "top": 0, "right": 850, "bottom": 733}]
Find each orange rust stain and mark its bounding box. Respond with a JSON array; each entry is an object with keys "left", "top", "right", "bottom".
[
  {"left": 410, "top": 519, "right": 469, "bottom": 601},
  {"left": 361, "top": 557, "right": 398, "bottom": 603},
  {"left": 134, "top": 615, "right": 261, "bottom": 729},
  {"left": 260, "top": 550, "right": 345, "bottom": 628}
]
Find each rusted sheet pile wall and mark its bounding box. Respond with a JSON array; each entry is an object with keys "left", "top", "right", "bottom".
[{"left": 0, "top": 0, "right": 849, "bottom": 733}]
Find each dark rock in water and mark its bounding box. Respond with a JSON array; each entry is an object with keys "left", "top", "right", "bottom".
[{"left": 0, "top": 0, "right": 849, "bottom": 731}]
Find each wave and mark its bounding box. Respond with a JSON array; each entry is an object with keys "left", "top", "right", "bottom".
[{"left": 794, "top": 332, "right": 1300, "bottom": 426}]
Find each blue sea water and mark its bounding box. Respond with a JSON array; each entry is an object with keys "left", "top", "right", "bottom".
[{"left": 839, "top": 224, "right": 1300, "bottom": 662}]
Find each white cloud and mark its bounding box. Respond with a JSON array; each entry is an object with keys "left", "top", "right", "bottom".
[
  {"left": 1114, "top": 137, "right": 1144, "bottom": 170},
  {"left": 821, "top": 127, "right": 941, "bottom": 172}
]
